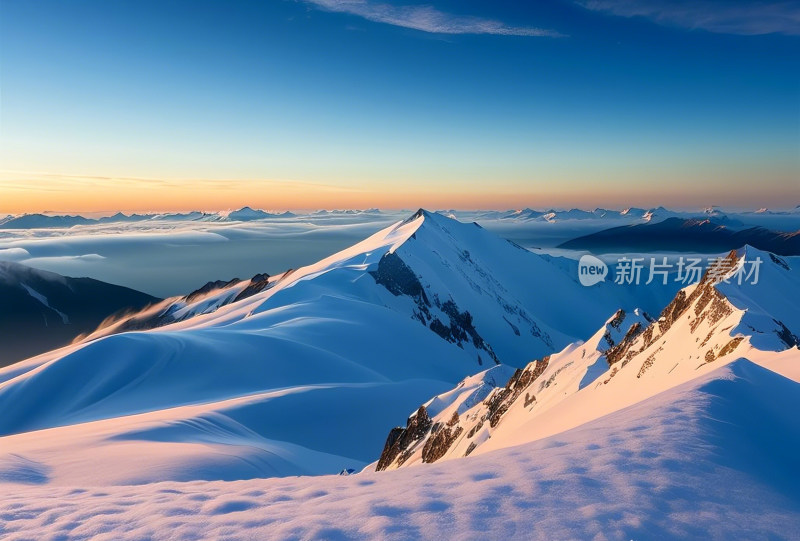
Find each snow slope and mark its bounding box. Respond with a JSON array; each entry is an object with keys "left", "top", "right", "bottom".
[
  {"left": 1, "top": 357, "right": 798, "bottom": 540},
  {"left": 1, "top": 214, "right": 798, "bottom": 538},
  {"left": 0, "top": 210, "right": 675, "bottom": 481},
  {"left": 376, "top": 247, "right": 800, "bottom": 468},
  {"left": 135, "top": 209, "right": 676, "bottom": 365}
]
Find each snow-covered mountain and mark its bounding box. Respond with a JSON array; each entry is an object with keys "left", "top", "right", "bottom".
[
  {"left": 2, "top": 352, "right": 798, "bottom": 540},
  {"left": 559, "top": 217, "right": 800, "bottom": 255},
  {"left": 0, "top": 261, "right": 159, "bottom": 367},
  {"left": 0, "top": 208, "right": 343, "bottom": 229},
  {"left": 440, "top": 205, "right": 800, "bottom": 233},
  {"left": 1, "top": 211, "right": 799, "bottom": 539},
  {"left": 0, "top": 213, "right": 96, "bottom": 229},
  {"left": 70, "top": 209, "right": 679, "bottom": 365},
  {"left": 4, "top": 205, "right": 798, "bottom": 231},
  {"left": 80, "top": 273, "right": 278, "bottom": 340},
  {"left": 225, "top": 207, "right": 296, "bottom": 221},
  {"left": 374, "top": 247, "right": 799, "bottom": 469},
  {"left": 0, "top": 210, "right": 677, "bottom": 481}
]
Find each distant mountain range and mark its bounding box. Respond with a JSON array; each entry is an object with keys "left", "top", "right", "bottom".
[
  {"left": 452, "top": 205, "right": 800, "bottom": 230},
  {"left": 2, "top": 205, "right": 799, "bottom": 230},
  {"left": 558, "top": 217, "right": 800, "bottom": 255},
  {"left": 441, "top": 205, "right": 800, "bottom": 223},
  {"left": 0, "top": 208, "right": 299, "bottom": 229},
  {"left": 0, "top": 262, "right": 159, "bottom": 366}
]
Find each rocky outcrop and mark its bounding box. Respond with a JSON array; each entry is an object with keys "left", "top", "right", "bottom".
[
  {"left": 375, "top": 246, "right": 800, "bottom": 474},
  {"left": 375, "top": 356, "right": 551, "bottom": 470},
  {"left": 605, "top": 251, "right": 739, "bottom": 369},
  {"left": 370, "top": 253, "right": 429, "bottom": 306},
  {"left": 421, "top": 421, "right": 463, "bottom": 464},
  {"left": 85, "top": 272, "right": 276, "bottom": 339},
  {"left": 376, "top": 406, "right": 433, "bottom": 471},
  {"left": 233, "top": 273, "right": 272, "bottom": 302},
  {"left": 773, "top": 320, "right": 799, "bottom": 348},
  {"left": 371, "top": 252, "right": 499, "bottom": 364},
  {"left": 604, "top": 321, "right": 646, "bottom": 366},
  {"left": 186, "top": 279, "right": 241, "bottom": 303},
  {"left": 706, "top": 336, "right": 745, "bottom": 363},
  {"left": 374, "top": 309, "right": 656, "bottom": 471},
  {"left": 484, "top": 357, "right": 550, "bottom": 428}
]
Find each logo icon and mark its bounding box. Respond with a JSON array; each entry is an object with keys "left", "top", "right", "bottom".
[{"left": 578, "top": 254, "right": 608, "bottom": 286}]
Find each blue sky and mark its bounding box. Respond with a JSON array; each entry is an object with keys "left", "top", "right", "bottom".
[{"left": 0, "top": 0, "right": 798, "bottom": 211}]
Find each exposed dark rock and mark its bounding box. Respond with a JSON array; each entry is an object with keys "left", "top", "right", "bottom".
[
  {"left": 447, "top": 411, "right": 460, "bottom": 426},
  {"left": 376, "top": 356, "right": 552, "bottom": 469},
  {"left": 503, "top": 316, "right": 521, "bottom": 336},
  {"left": 606, "top": 250, "right": 741, "bottom": 370},
  {"left": 403, "top": 208, "right": 427, "bottom": 224},
  {"left": 440, "top": 300, "right": 497, "bottom": 361},
  {"left": 506, "top": 239, "right": 530, "bottom": 251},
  {"left": 689, "top": 286, "right": 732, "bottom": 333},
  {"left": 376, "top": 406, "right": 433, "bottom": 471},
  {"left": 370, "top": 252, "right": 429, "bottom": 304},
  {"left": 102, "top": 272, "right": 274, "bottom": 337},
  {"left": 636, "top": 348, "right": 661, "bottom": 378},
  {"left": 603, "top": 365, "right": 619, "bottom": 385},
  {"left": 769, "top": 253, "right": 790, "bottom": 271},
  {"left": 485, "top": 356, "right": 550, "bottom": 428},
  {"left": 430, "top": 318, "right": 453, "bottom": 341},
  {"left": 466, "top": 420, "right": 484, "bottom": 439},
  {"left": 605, "top": 322, "right": 644, "bottom": 366},
  {"left": 717, "top": 336, "right": 744, "bottom": 358},
  {"left": 608, "top": 309, "right": 626, "bottom": 330},
  {"left": 774, "top": 320, "right": 799, "bottom": 348},
  {"left": 660, "top": 290, "right": 692, "bottom": 333},
  {"left": 421, "top": 424, "right": 463, "bottom": 464},
  {"left": 603, "top": 331, "right": 615, "bottom": 349},
  {"left": 185, "top": 278, "right": 241, "bottom": 303},
  {"left": 700, "top": 329, "right": 715, "bottom": 348},
  {"left": 371, "top": 252, "right": 499, "bottom": 364},
  {"left": 233, "top": 273, "right": 272, "bottom": 302},
  {"left": 524, "top": 392, "right": 536, "bottom": 407}
]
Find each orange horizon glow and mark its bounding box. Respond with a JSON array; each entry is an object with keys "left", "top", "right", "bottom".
[{"left": 1, "top": 171, "right": 799, "bottom": 215}]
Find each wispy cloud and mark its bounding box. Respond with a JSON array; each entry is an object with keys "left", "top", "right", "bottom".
[
  {"left": 302, "top": 0, "right": 563, "bottom": 37},
  {"left": 0, "top": 171, "right": 367, "bottom": 193},
  {"left": 578, "top": 0, "right": 800, "bottom": 36}
]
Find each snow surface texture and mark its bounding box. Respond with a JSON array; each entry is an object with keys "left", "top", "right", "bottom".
[
  {"left": 1, "top": 357, "right": 798, "bottom": 540},
  {"left": 0, "top": 211, "right": 676, "bottom": 482},
  {"left": 375, "top": 248, "right": 800, "bottom": 469},
  {"left": 1, "top": 211, "right": 799, "bottom": 539}
]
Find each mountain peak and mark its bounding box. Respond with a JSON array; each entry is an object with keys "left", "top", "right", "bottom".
[{"left": 406, "top": 208, "right": 437, "bottom": 221}]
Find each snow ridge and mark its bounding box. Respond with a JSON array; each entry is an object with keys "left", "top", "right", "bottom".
[{"left": 376, "top": 248, "right": 800, "bottom": 469}]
